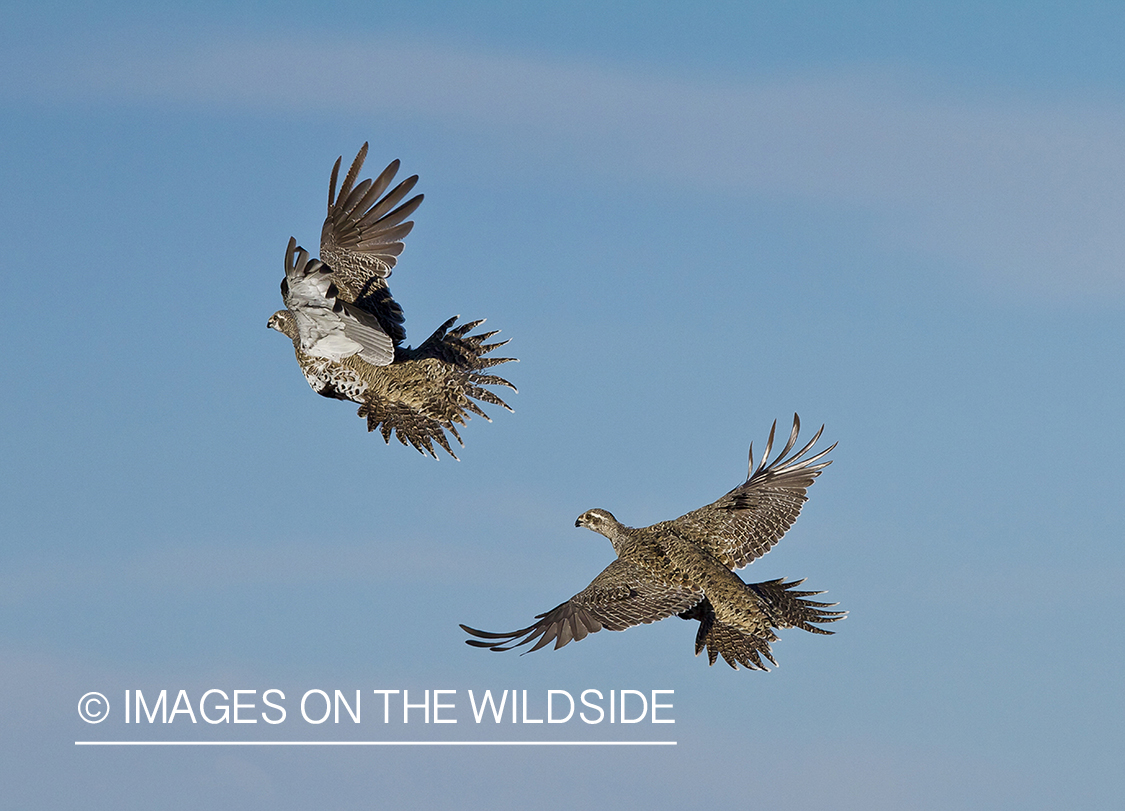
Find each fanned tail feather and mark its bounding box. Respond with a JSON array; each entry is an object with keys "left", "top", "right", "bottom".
[
  {"left": 680, "top": 579, "right": 844, "bottom": 670},
  {"left": 408, "top": 315, "right": 517, "bottom": 416},
  {"left": 353, "top": 315, "right": 516, "bottom": 459},
  {"left": 748, "top": 577, "right": 846, "bottom": 635},
  {"left": 358, "top": 399, "right": 463, "bottom": 460},
  {"left": 413, "top": 317, "right": 517, "bottom": 374},
  {"left": 680, "top": 600, "right": 780, "bottom": 671}
]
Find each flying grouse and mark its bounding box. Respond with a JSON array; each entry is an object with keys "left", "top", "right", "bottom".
[
  {"left": 268, "top": 143, "right": 515, "bottom": 459},
  {"left": 462, "top": 416, "right": 843, "bottom": 669}
]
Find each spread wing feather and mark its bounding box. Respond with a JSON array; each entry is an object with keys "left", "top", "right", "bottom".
[
  {"left": 281, "top": 238, "right": 395, "bottom": 365},
  {"left": 320, "top": 142, "right": 424, "bottom": 282},
  {"left": 461, "top": 560, "right": 701, "bottom": 653},
  {"left": 662, "top": 414, "right": 835, "bottom": 570},
  {"left": 319, "top": 143, "right": 423, "bottom": 344}
]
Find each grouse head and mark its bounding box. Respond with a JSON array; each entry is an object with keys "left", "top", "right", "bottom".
[
  {"left": 575, "top": 508, "right": 618, "bottom": 532},
  {"left": 268, "top": 310, "right": 298, "bottom": 341}
]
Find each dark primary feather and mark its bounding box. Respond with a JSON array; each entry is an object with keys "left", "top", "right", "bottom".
[
  {"left": 461, "top": 560, "right": 701, "bottom": 653},
  {"left": 462, "top": 415, "right": 843, "bottom": 668},
  {"left": 320, "top": 143, "right": 423, "bottom": 345},
  {"left": 666, "top": 414, "right": 836, "bottom": 570},
  {"left": 322, "top": 145, "right": 423, "bottom": 269}
]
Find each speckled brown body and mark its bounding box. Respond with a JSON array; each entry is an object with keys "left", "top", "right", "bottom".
[
  {"left": 579, "top": 511, "right": 777, "bottom": 645},
  {"left": 278, "top": 314, "right": 513, "bottom": 458}
]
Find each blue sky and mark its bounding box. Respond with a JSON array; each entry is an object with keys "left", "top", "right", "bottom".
[{"left": 2, "top": 2, "right": 1123, "bottom": 808}]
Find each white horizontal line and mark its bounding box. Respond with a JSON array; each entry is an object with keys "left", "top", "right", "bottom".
[{"left": 75, "top": 740, "right": 676, "bottom": 747}]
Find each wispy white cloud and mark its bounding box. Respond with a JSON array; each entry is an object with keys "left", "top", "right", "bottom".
[
  {"left": 10, "top": 32, "right": 1125, "bottom": 302},
  {"left": 0, "top": 538, "right": 488, "bottom": 604}
]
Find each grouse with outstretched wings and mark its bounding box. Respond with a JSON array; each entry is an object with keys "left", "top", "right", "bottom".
[
  {"left": 268, "top": 143, "right": 515, "bottom": 459},
  {"left": 461, "top": 415, "right": 844, "bottom": 669}
]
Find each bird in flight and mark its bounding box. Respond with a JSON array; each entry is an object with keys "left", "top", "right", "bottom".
[
  {"left": 268, "top": 143, "right": 515, "bottom": 459},
  {"left": 461, "top": 415, "right": 843, "bottom": 669}
]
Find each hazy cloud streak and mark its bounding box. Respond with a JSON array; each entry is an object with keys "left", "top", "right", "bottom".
[{"left": 10, "top": 33, "right": 1125, "bottom": 301}]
